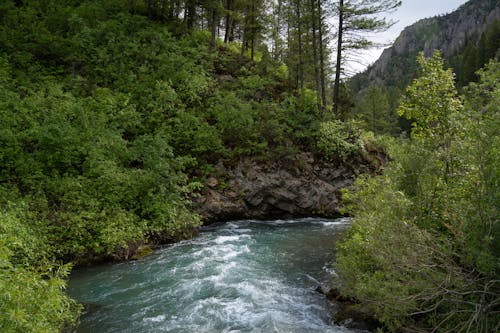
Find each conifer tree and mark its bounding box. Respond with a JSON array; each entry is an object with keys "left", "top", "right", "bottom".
[{"left": 332, "top": 0, "right": 401, "bottom": 118}]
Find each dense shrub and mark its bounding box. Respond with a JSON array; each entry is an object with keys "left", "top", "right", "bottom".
[
  {"left": 336, "top": 54, "right": 499, "bottom": 332},
  {"left": 0, "top": 203, "right": 81, "bottom": 332},
  {"left": 316, "top": 120, "right": 363, "bottom": 160}
]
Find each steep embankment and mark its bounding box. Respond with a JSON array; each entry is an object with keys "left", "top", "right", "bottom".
[
  {"left": 197, "top": 152, "right": 384, "bottom": 223},
  {"left": 350, "top": 0, "right": 500, "bottom": 92}
]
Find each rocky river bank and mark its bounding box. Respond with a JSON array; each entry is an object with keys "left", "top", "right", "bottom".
[{"left": 196, "top": 151, "right": 384, "bottom": 223}]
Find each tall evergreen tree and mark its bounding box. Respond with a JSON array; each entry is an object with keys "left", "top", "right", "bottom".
[
  {"left": 354, "top": 83, "right": 397, "bottom": 134},
  {"left": 317, "top": 0, "right": 327, "bottom": 112},
  {"left": 310, "top": 0, "right": 321, "bottom": 112},
  {"left": 332, "top": 0, "right": 401, "bottom": 118}
]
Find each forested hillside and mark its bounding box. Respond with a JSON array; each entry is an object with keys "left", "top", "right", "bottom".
[{"left": 348, "top": 0, "right": 500, "bottom": 134}]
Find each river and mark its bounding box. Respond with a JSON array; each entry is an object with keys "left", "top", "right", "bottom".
[{"left": 68, "top": 218, "right": 357, "bottom": 333}]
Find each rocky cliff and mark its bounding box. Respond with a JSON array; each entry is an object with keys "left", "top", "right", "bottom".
[
  {"left": 350, "top": 0, "right": 500, "bottom": 92},
  {"left": 195, "top": 152, "right": 383, "bottom": 223}
]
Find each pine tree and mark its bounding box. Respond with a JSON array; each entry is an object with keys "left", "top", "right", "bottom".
[{"left": 332, "top": 0, "right": 401, "bottom": 118}]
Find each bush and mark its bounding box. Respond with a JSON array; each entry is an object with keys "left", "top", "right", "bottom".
[
  {"left": 0, "top": 204, "right": 81, "bottom": 332},
  {"left": 317, "top": 120, "right": 363, "bottom": 161}
]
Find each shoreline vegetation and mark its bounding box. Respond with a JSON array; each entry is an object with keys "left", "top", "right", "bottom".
[{"left": 336, "top": 55, "right": 499, "bottom": 332}]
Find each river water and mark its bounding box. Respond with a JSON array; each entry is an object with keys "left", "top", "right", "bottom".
[{"left": 68, "top": 218, "right": 356, "bottom": 333}]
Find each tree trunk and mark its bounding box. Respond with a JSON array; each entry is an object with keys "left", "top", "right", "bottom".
[
  {"left": 241, "top": 28, "right": 247, "bottom": 58},
  {"left": 241, "top": 7, "right": 249, "bottom": 58},
  {"left": 251, "top": 38, "right": 255, "bottom": 61},
  {"left": 224, "top": 0, "right": 232, "bottom": 44},
  {"left": 210, "top": 4, "right": 219, "bottom": 48},
  {"left": 317, "top": 0, "right": 327, "bottom": 113},
  {"left": 186, "top": 0, "right": 196, "bottom": 32},
  {"left": 296, "top": 0, "right": 304, "bottom": 89},
  {"left": 287, "top": 9, "right": 293, "bottom": 92},
  {"left": 229, "top": 18, "right": 236, "bottom": 42},
  {"left": 146, "top": 0, "right": 154, "bottom": 19},
  {"left": 333, "top": 0, "right": 344, "bottom": 118},
  {"left": 310, "top": 0, "right": 322, "bottom": 114},
  {"left": 250, "top": 0, "right": 255, "bottom": 61},
  {"left": 271, "top": 0, "right": 281, "bottom": 60}
]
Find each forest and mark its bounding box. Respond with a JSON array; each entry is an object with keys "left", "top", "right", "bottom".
[{"left": 0, "top": 0, "right": 498, "bottom": 332}]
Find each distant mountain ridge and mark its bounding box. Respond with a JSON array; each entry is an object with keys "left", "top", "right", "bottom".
[{"left": 350, "top": 0, "right": 500, "bottom": 93}]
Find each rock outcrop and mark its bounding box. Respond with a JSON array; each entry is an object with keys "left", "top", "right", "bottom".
[{"left": 196, "top": 152, "right": 381, "bottom": 223}]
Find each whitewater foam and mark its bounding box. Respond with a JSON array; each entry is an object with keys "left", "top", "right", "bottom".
[{"left": 69, "top": 218, "right": 355, "bottom": 333}]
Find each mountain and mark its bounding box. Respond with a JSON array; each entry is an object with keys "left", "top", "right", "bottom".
[{"left": 350, "top": 0, "right": 500, "bottom": 95}]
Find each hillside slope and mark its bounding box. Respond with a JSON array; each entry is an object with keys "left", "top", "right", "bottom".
[{"left": 350, "top": 0, "right": 500, "bottom": 94}]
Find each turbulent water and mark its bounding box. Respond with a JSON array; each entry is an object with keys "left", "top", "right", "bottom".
[{"left": 68, "top": 218, "right": 356, "bottom": 333}]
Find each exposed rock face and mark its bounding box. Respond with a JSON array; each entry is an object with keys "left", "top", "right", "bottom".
[{"left": 196, "top": 152, "right": 380, "bottom": 223}]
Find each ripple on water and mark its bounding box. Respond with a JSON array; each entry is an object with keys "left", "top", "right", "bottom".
[{"left": 69, "top": 218, "right": 356, "bottom": 333}]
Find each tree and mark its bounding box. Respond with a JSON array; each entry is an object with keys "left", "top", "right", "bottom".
[
  {"left": 280, "top": 0, "right": 331, "bottom": 99},
  {"left": 239, "top": 0, "right": 265, "bottom": 61},
  {"left": 223, "top": 0, "right": 236, "bottom": 43},
  {"left": 205, "top": 0, "right": 224, "bottom": 48},
  {"left": 270, "top": 0, "right": 285, "bottom": 61},
  {"left": 353, "top": 83, "right": 396, "bottom": 134},
  {"left": 398, "top": 51, "right": 462, "bottom": 184},
  {"left": 295, "top": 0, "right": 304, "bottom": 88},
  {"left": 310, "top": 0, "right": 321, "bottom": 112},
  {"left": 336, "top": 53, "right": 500, "bottom": 332},
  {"left": 283, "top": 0, "right": 306, "bottom": 89},
  {"left": 185, "top": 0, "right": 198, "bottom": 31},
  {"left": 333, "top": 0, "right": 401, "bottom": 118},
  {"left": 316, "top": 0, "right": 327, "bottom": 113}
]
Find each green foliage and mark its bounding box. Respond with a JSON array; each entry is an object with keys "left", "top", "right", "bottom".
[
  {"left": 453, "top": 20, "right": 500, "bottom": 86},
  {"left": 352, "top": 83, "right": 398, "bottom": 135},
  {"left": 316, "top": 120, "right": 362, "bottom": 161},
  {"left": 398, "top": 51, "right": 463, "bottom": 141},
  {"left": 460, "top": 60, "right": 500, "bottom": 276},
  {"left": 168, "top": 109, "right": 224, "bottom": 159},
  {"left": 0, "top": 205, "right": 81, "bottom": 332},
  {"left": 337, "top": 54, "right": 500, "bottom": 331},
  {"left": 276, "top": 92, "right": 321, "bottom": 148},
  {"left": 207, "top": 91, "right": 258, "bottom": 152},
  {"left": 0, "top": 64, "right": 199, "bottom": 259},
  {"left": 338, "top": 175, "right": 446, "bottom": 331},
  {"left": 297, "top": 88, "right": 320, "bottom": 115},
  {"left": 0, "top": 261, "right": 80, "bottom": 333}
]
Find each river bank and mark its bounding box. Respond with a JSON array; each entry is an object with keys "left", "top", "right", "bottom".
[{"left": 196, "top": 151, "right": 384, "bottom": 223}]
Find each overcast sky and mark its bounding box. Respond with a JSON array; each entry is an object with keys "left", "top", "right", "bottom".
[{"left": 349, "top": 0, "right": 470, "bottom": 73}]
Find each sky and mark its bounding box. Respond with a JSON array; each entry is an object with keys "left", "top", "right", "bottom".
[{"left": 349, "top": 0, "right": 470, "bottom": 73}]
